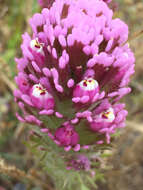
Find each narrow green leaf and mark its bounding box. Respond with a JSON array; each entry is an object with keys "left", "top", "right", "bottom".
[
  {"left": 81, "top": 184, "right": 90, "bottom": 190},
  {"left": 87, "top": 176, "right": 97, "bottom": 189}
]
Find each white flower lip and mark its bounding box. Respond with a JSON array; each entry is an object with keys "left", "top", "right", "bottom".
[
  {"left": 30, "top": 38, "right": 44, "bottom": 53},
  {"left": 32, "top": 84, "right": 51, "bottom": 99},
  {"left": 100, "top": 107, "right": 115, "bottom": 123},
  {"left": 79, "top": 78, "right": 99, "bottom": 91}
]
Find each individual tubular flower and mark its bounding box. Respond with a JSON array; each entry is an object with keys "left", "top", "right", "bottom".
[
  {"left": 72, "top": 77, "right": 99, "bottom": 104},
  {"left": 30, "top": 83, "right": 55, "bottom": 110},
  {"left": 89, "top": 99, "right": 128, "bottom": 143},
  {"left": 14, "top": 0, "right": 135, "bottom": 152},
  {"left": 55, "top": 123, "right": 79, "bottom": 148},
  {"left": 15, "top": 72, "right": 30, "bottom": 94},
  {"left": 66, "top": 155, "right": 91, "bottom": 171}
]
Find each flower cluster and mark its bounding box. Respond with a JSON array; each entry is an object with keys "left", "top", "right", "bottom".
[
  {"left": 14, "top": 0, "right": 135, "bottom": 154},
  {"left": 66, "top": 155, "right": 91, "bottom": 171}
]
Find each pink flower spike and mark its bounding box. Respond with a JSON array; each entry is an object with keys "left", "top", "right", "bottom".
[{"left": 14, "top": 0, "right": 135, "bottom": 160}]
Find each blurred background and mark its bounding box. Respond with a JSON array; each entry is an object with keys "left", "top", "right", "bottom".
[{"left": 0, "top": 0, "right": 143, "bottom": 189}]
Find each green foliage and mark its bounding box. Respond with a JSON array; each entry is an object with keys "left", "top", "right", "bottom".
[
  {"left": 1, "top": 0, "right": 143, "bottom": 189},
  {"left": 24, "top": 126, "right": 105, "bottom": 190},
  {"left": 81, "top": 184, "right": 90, "bottom": 190}
]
